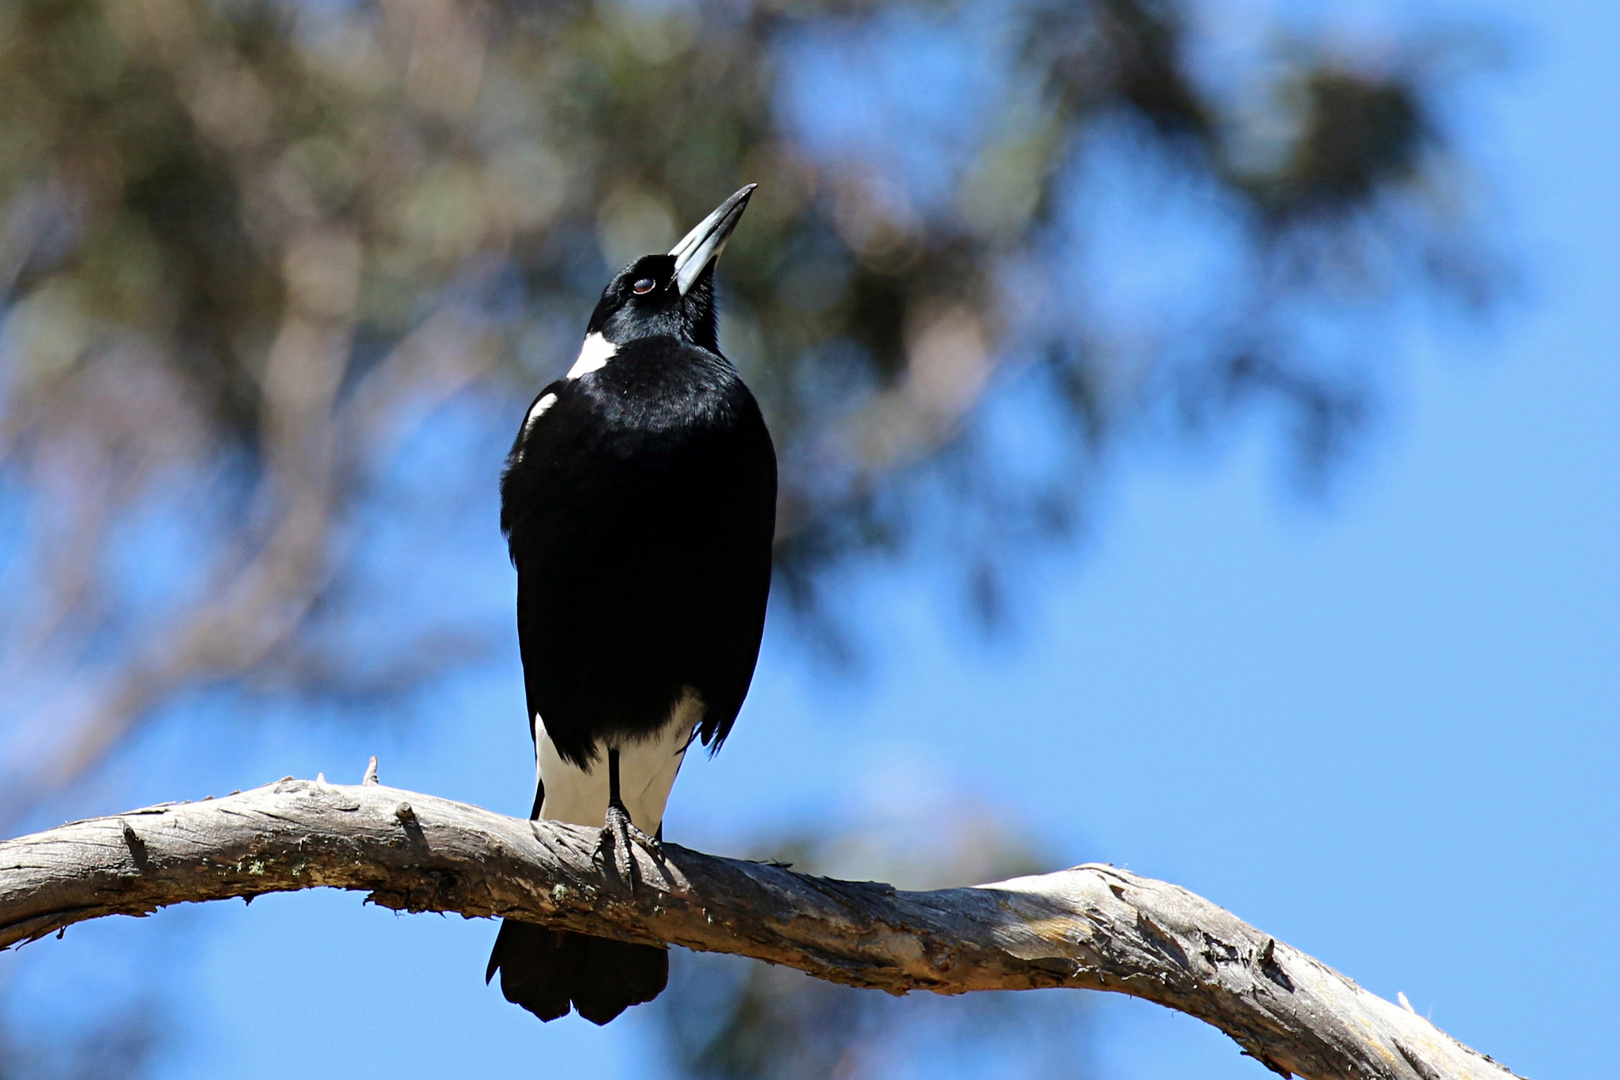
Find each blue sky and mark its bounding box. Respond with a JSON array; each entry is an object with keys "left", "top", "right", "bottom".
[{"left": 5, "top": 0, "right": 1618, "bottom": 1077}]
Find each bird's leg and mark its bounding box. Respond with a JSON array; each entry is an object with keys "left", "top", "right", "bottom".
[{"left": 600, "top": 748, "right": 663, "bottom": 888}]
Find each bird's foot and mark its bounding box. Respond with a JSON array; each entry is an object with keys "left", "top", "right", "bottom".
[{"left": 599, "top": 801, "right": 663, "bottom": 889}]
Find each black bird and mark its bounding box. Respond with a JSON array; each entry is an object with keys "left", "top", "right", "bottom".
[{"left": 486, "top": 186, "right": 776, "bottom": 1025}]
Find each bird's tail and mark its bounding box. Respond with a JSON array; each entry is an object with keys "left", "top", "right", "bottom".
[{"left": 486, "top": 918, "right": 668, "bottom": 1025}]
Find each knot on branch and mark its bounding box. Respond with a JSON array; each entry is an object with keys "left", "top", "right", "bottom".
[{"left": 119, "top": 820, "right": 148, "bottom": 869}]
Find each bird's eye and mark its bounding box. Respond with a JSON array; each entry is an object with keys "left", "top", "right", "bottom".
[{"left": 632, "top": 278, "right": 656, "bottom": 295}]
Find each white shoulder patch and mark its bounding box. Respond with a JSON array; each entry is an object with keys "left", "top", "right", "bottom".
[
  {"left": 567, "top": 332, "right": 617, "bottom": 379},
  {"left": 513, "top": 392, "right": 559, "bottom": 463},
  {"left": 523, "top": 392, "right": 557, "bottom": 432}
]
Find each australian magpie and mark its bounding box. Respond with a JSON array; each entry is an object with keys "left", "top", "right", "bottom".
[{"left": 486, "top": 186, "right": 776, "bottom": 1025}]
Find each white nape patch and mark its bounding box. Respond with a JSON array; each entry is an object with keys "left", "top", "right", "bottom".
[
  {"left": 534, "top": 691, "right": 705, "bottom": 833},
  {"left": 566, "top": 332, "right": 617, "bottom": 379}
]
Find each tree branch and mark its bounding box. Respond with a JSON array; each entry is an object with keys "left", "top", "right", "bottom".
[{"left": 0, "top": 777, "right": 1517, "bottom": 1080}]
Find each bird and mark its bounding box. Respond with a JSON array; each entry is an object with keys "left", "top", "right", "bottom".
[{"left": 486, "top": 185, "right": 776, "bottom": 1025}]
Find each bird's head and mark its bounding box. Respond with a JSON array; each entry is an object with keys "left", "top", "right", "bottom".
[{"left": 585, "top": 185, "right": 755, "bottom": 356}]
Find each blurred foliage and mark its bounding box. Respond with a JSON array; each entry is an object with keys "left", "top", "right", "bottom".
[
  {"left": 0, "top": 0, "right": 1497, "bottom": 1070},
  {"left": 0, "top": 1000, "right": 157, "bottom": 1080},
  {"left": 659, "top": 791, "right": 1088, "bottom": 1080},
  {"left": 0, "top": 0, "right": 1494, "bottom": 811}
]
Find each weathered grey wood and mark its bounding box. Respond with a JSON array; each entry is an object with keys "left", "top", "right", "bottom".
[{"left": 0, "top": 778, "right": 1517, "bottom": 1080}]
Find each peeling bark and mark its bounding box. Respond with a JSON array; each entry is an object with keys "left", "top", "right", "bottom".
[{"left": 0, "top": 778, "right": 1518, "bottom": 1080}]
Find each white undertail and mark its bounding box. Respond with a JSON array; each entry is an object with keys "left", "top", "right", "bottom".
[{"left": 534, "top": 690, "right": 704, "bottom": 833}]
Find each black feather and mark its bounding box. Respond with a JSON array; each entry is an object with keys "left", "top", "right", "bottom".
[
  {"left": 500, "top": 335, "right": 776, "bottom": 767},
  {"left": 491, "top": 188, "right": 772, "bottom": 1024},
  {"left": 487, "top": 921, "right": 668, "bottom": 1026}
]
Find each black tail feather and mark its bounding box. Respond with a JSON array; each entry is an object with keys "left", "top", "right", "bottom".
[{"left": 487, "top": 919, "right": 668, "bottom": 1026}]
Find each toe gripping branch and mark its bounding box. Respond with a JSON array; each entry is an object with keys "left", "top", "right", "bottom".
[{"left": 598, "top": 749, "right": 664, "bottom": 889}]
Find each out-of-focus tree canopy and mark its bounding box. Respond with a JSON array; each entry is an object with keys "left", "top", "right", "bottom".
[
  {"left": 0, "top": 0, "right": 1490, "bottom": 813},
  {"left": 0, "top": 1, "right": 1499, "bottom": 1075}
]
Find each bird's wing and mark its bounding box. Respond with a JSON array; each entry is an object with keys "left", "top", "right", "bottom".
[{"left": 691, "top": 376, "right": 777, "bottom": 753}]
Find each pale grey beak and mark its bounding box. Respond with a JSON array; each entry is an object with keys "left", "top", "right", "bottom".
[{"left": 669, "top": 184, "right": 755, "bottom": 296}]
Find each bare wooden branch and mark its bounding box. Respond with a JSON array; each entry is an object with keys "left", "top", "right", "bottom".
[{"left": 0, "top": 779, "right": 1517, "bottom": 1080}]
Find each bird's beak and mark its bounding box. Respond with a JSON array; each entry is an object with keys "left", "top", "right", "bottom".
[{"left": 669, "top": 184, "right": 755, "bottom": 296}]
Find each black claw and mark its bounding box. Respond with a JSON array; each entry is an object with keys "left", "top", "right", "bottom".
[
  {"left": 600, "top": 801, "right": 640, "bottom": 889},
  {"left": 596, "top": 748, "right": 669, "bottom": 890},
  {"left": 599, "top": 799, "right": 668, "bottom": 892}
]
